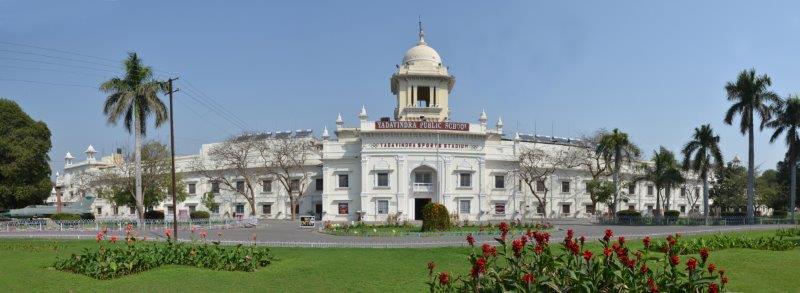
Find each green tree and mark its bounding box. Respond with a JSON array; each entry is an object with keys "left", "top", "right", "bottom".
[
  {"left": 0, "top": 98, "right": 52, "bottom": 209},
  {"left": 766, "top": 96, "right": 800, "bottom": 219},
  {"left": 640, "top": 147, "right": 683, "bottom": 217},
  {"left": 756, "top": 169, "right": 785, "bottom": 211},
  {"left": 723, "top": 68, "right": 780, "bottom": 222},
  {"left": 585, "top": 180, "right": 614, "bottom": 214},
  {"left": 94, "top": 141, "right": 186, "bottom": 211},
  {"left": 711, "top": 162, "right": 748, "bottom": 212},
  {"left": 681, "top": 124, "right": 724, "bottom": 224},
  {"left": 100, "top": 52, "right": 168, "bottom": 219},
  {"left": 596, "top": 128, "right": 641, "bottom": 214}
]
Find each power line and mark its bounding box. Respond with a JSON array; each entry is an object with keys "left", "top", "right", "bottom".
[
  {"left": 178, "top": 79, "right": 250, "bottom": 129},
  {"left": 0, "top": 48, "right": 120, "bottom": 69},
  {"left": 0, "top": 56, "right": 120, "bottom": 73},
  {"left": 0, "top": 40, "right": 119, "bottom": 63},
  {"left": 0, "top": 78, "right": 95, "bottom": 88},
  {"left": 0, "top": 64, "right": 110, "bottom": 78},
  {"left": 181, "top": 89, "right": 249, "bottom": 131}
]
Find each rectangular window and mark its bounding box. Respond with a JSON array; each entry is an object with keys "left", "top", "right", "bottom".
[
  {"left": 96, "top": 207, "right": 102, "bottom": 215},
  {"left": 561, "top": 181, "right": 570, "bottom": 193},
  {"left": 263, "top": 180, "right": 272, "bottom": 192},
  {"left": 290, "top": 179, "right": 300, "bottom": 191},
  {"left": 562, "top": 204, "right": 571, "bottom": 214},
  {"left": 494, "top": 175, "right": 505, "bottom": 189},
  {"left": 376, "top": 172, "right": 389, "bottom": 187},
  {"left": 235, "top": 204, "right": 245, "bottom": 214},
  {"left": 459, "top": 200, "right": 471, "bottom": 214},
  {"left": 695, "top": 187, "right": 700, "bottom": 196},
  {"left": 680, "top": 205, "right": 686, "bottom": 213},
  {"left": 315, "top": 178, "right": 323, "bottom": 191},
  {"left": 338, "top": 174, "right": 349, "bottom": 188},
  {"left": 377, "top": 200, "right": 389, "bottom": 214},
  {"left": 210, "top": 205, "right": 219, "bottom": 214},
  {"left": 628, "top": 204, "right": 635, "bottom": 211},
  {"left": 211, "top": 182, "right": 220, "bottom": 194},
  {"left": 585, "top": 204, "right": 595, "bottom": 215},
  {"left": 536, "top": 180, "right": 546, "bottom": 192},
  {"left": 536, "top": 203, "right": 545, "bottom": 214},
  {"left": 628, "top": 184, "right": 635, "bottom": 195},
  {"left": 647, "top": 185, "right": 654, "bottom": 196},
  {"left": 188, "top": 205, "right": 196, "bottom": 213},
  {"left": 262, "top": 204, "right": 272, "bottom": 215},
  {"left": 236, "top": 181, "right": 245, "bottom": 193},
  {"left": 518, "top": 179, "right": 523, "bottom": 191},
  {"left": 680, "top": 188, "right": 687, "bottom": 197},
  {"left": 646, "top": 205, "right": 654, "bottom": 211},
  {"left": 188, "top": 183, "right": 196, "bottom": 195},
  {"left": 459, "top": 173, "right": 472, "bottom": 187},
  {"left": 338, "top": 203, "right": 349, "bottom": 215},
  {"left": 495, "top": 203, "right": 506, "bottom": 215},
  {"left": 415, "top": 172, "right": 432, "bottom": 183}
]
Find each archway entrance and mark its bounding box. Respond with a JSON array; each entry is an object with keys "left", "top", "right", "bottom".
[
  {"left": 410, "top": 165, "right": 437, "bottom": 220},
  {"left": 414, "top": 198, "right": 431, "bottom": 220}
]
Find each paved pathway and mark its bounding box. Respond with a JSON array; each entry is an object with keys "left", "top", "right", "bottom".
[{"left": 1, "top": 220, "right": 794, "bottom": 248}]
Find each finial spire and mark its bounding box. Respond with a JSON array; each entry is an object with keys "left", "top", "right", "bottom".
[{"left": 418, "top": 16, "right": 426, "bottom": 45}]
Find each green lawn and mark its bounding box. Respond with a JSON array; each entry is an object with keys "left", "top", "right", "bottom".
[{"left": 1, "top": 230, "right": 798, "bottom": 292}]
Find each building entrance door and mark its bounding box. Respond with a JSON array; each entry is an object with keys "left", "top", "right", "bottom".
[
  {"left": 414, "top": 198, "right": 432, "bottom": 220},
  {"left": 315, "top": 203, "right": 323, "bottom": 220}
]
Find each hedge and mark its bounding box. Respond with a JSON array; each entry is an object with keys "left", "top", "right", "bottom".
[
  {"left": 144, "top": 210, "right": 165, "bottom": 220},
  {"left": 616, "top": 210, "right": 642, "bottom": 218},
  {"left": 421, "top": 203, "right": 451, "bottom": 232},
  {"left": 190, "top": 211, "right": 210, "bottom": 219},
  {"left": 772, "top": 210, "right": 787, "bottom": 218},
  {"left": 664, "top": 210, "right": 680, "bottom": 218},
  {"left": 50, "top": 213, "right": 82, "bottom": 221}
]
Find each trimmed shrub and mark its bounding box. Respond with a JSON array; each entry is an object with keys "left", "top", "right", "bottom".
[
  {"left": 615, "top": 210, "right": 642, "bottom": 218},
  {"left": 772, "top": 210, "right": 787, "bottom": 218},
  {"left": 190, "top": 211, "right": 210, "bottom": 219},
  {"left": 421, "top": 203, "right": 451, "bottom": 232},
  {"left": 721, "top": 211, "right": 746, "bottom": 217},
  {"left": 50, "top": 213, "right": 81, "bottom": 221},
  {"left": 80, "top": 213, "right": 95, "bottom": 220},
  {"left": 664, "top": 210, "right": 680, "bottom": 218},
  {"left": 144, "top": 210, "right": 165, "bottom": 220}
]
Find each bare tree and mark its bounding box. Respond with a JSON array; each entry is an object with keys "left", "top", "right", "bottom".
[
  {"left": 257, "top": 135, "right": 319, "bottom": 220},
  {"left": 517, "top": 145, "right": 579, "bottom": 218},
  {"left": 576, "top": 131, "right": 613, "bottom": 214},
  {"left": 191, "top": 134, "right": 262, "bottom": 216}
]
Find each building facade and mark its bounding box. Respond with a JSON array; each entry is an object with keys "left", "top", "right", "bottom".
[{"left": 50, "top": 28, "right": 707, "bottom": 222}]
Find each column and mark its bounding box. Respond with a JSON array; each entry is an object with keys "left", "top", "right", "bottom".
[
  {"left": 396, "top": 155, "right": 407, "bottom": 220},
  {"left": 477, "top": 157, "right": 486, "bottom": 221},
  {"left": 359, "top": 156, "right": 369, "bottom": 220}
]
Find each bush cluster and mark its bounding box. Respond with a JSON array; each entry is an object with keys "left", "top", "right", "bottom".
[
  {"left": 616, "top": 210, "right": 642, "bottom": 218},
  {"left": 650, "top": 233, "right": 796, "bottom": 254},
  {"left": 190, "top": 211, "right": 210, "bottom": 219},
  {"left": 143, "top": 210, "right": 165, "bottom": 220},
  {"left": 50, "top": 213, "right": 82, "bottom": 221},
  {"left": 421, "top": 203, "right": 452, "bottom": 232},
  {"left": 664, "top": 210, "right": 680, "bottom": 218},
  {"left": 54, "top": 226, "right": 273, "bottom": 279},
  {"left": 427, "top": 223, "right": 729, "bottom": 292},
  {"left": 771, "top": 210, "right": 787, "bottom": 218}
]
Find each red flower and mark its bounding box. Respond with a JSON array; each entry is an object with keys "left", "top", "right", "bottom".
[
  {"left": 582, "top": 250, "right": 592, "bottom": 262},
  {"left": 565, "top": 239, "right": 580, "bottom": 255},
  {"left": 667, "top": 235, "right": 676, "bottom": 246},
  {"left": 427, "top": 261, "right": 436, "bottom": 276},
  {"left": 566, "top": 229, "right": 574, "bottom": 241},
  {"left": 512, "top": 238, "right": 524, "bottom": 257},
  {"left": 95, "top": 232, "right": 104, "bottom": 243},
  {"left": 466, "top": 234, "right": 475, "bottom": 246},
  {"left": 707, "top": 263, "right": 716, "bottom": 274},
  {"left": 640, "top": 264, "right": 649, "bottom": 274},
  {"left": 534, "top": 244, "right": 544, "bottom": 255},
  {"left": 521, "top": 273, "right": 535, "bottom": 285},
  {"left": 669, "top": 255, "right": 680, "bottom": 266},
  {"left": 164, "top": 228, "right": 172, "bottom": 238},
  {"left": 579, "top": 235, "right": 586, "bottom": 246},
  {"left": 721, "top": 276, "right": 729, "bottom": 285},
  {"left": 471, "top": 257, "right": 487, "bottom": 277},
  {"left": 499, "top": 222, "right": 510, "bottom": 238},
  {"left": 200, "top": 230, "right": 208, "bottom": 239},
  {"left": 603, "top": 247, "right": 612, "bottom": 257},
  {"left": 603, "top": 229, "right": 613, "bottom": 241},
  {"left": 481, "top": 243, "right": 497, "bottom": 257},
  {"left": 438, "top": 272, "right": 450, "bottom": 285},
  {"left": 647, "top": 277, "right": 658, "bottom": 293},
  {"left": 109, "top": 235, "right": 118, "bottom": 244},
  {"left": 686, "top": 257, "right": 698, "bottom": 271},
  {"left": 700, "top": 247, "right": 709, "bottom": 262},
  {"left": 709, "top": 283, "right": 719, "bottom": 293},
  {"left": 643, "top": 236, "right": 651, "bottom": 248},
  {"left": 618, "top": 236, "right": 626, "bottom": 245}
]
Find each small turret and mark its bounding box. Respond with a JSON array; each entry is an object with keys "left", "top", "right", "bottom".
[
  {"left": 85, "top": 145, "right": 97, "bottom": 162},
  {"left": 358, "top": 105, "right": 368, "bottom": 121},
  {"left": 65, "top": 152, "right": 74, "bottom": 166},
  {"left": 322, "top": 126, "right": 330, "bottom": 140},
  {"left": 496, "top": 117, "right": 504, "bottom": 133},
  {"left": 336, "top": 113, "right": 344, "bottom": 130}
]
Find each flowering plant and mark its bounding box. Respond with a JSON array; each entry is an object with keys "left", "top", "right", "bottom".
[{"left": 427, "top": 224, "right": 728, "bottom": 292}]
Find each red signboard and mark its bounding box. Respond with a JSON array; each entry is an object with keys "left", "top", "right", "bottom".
[{"left": 375, "top": 121, "right": 470, "bottom": 131}]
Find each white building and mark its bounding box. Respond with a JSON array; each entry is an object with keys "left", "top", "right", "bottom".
[{"left": 51, "top": 27, "right": 707, "bottom": 222}]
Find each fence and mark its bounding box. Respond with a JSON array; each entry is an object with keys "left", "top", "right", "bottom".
[
  {"left": 0, "top": 218, "right": 258, "bottom": 232},
  {"left": 598, "top": 216, "right": 798, "bottom": 226}
]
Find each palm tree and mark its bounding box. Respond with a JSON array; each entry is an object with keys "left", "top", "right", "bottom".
[
  {"left": 597, "top": 128, "right": 641, "bottom": 214},
  {"left": 766, "top": 96, "right": 800, "bottom": 220},
  {"left": 101, "top": 52, "right": 168, "bottom": 219},
  {"left": 641, "top": 147, "right": 681, "bottom": 218},
  {"left": 724, "top": 69, "right": 780, "bottom": 223},
  {"left": 682, "top": 124, "right": 724, "bottom": 224}
]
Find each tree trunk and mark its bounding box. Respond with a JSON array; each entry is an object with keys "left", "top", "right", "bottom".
[
  {"left": 791, "top": 157, "right": 796, "bottom": 222},
  {"left": 703, "top": 175, "right": 709, "bottom": 225},
  {"left": 134, "top": 110, "right": 144, "bottom": 220},
  {"left": 248, "top": 191, "right": 256, "bottom": 217},
  {"left": 655, "top": 188, "right": 661, "bottom": 219},
  {"left": 612, "top": 148, "right": 621, "bottom": 214},
  {"left": 747, "top": 126, "right": 755, "bottom": 223}
]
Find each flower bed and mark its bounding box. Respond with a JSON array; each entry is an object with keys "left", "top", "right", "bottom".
[
  {"left": 427, "top": 223, "right": 729, "bottom": 292},
  {"left": 322, "top": 221, "right": 553, "bottom": 237},
  {"left": 649, "top": 233, "right": 796, "bottom": 254},
  {"left": 53, "top": 225, "right": 274, "bottom": 279}
]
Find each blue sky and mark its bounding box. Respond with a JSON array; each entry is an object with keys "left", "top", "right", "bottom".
[{"left": 2, "top": 1, "right": 799, "bottom": 175}]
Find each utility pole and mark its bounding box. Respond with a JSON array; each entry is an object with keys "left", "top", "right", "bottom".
[{"left": 167, "top": 77, "right": 180, "bottom": 240}]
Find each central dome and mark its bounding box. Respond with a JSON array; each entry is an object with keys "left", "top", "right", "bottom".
[{"left": 402, "top": 42, "right": 441, "bottom": 65}]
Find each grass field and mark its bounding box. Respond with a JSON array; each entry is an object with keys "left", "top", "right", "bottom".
[{"left": 0, "top": 230, "right": 798, "bottom": 292}]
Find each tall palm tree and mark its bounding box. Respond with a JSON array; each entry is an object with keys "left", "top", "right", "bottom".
[
  {"left": 597, "top": 128, "right": 641, "bottom": 214},
  {"left": 766, "top": 96, "right": 800, "bottom": 220},
  {"left": 724, "top": 69, "right": 780, "bottom": 223},
  {"left": 101, "top": 52, "right": 167, "bottom": 219},
  {"left": 682, "top": 124, "right": 724, "bottom": 224},
  {"left": 641, "top": 147, "right": 681, "bottom": 218}
]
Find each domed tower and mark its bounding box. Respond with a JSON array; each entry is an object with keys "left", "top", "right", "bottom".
[{"left": 390, "top": 22, "right": 455, "bottom": 121}]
